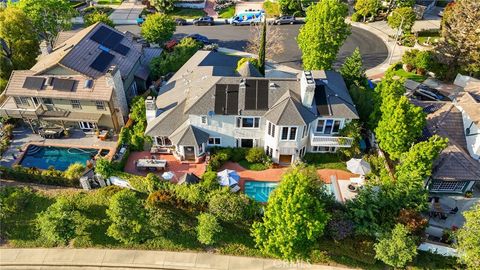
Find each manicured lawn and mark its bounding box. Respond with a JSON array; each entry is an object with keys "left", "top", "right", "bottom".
[
  {"left": 167, "top": 8, "right": 206, "bottom": 19},
  {"left": 392, "top": 68, "right": 427, "bottom": 83},
  {"left": 97, "top": 0, "right": 123, "bottom": 5},
  {"left": 238, "top": 160, "right": 269, "bottom": 171},
  {"left": 417, "top": 35, "right": 440, "bottom": 46},
  {"left": 303, "top": 153, "right": 348, "bottom": 171},
  {"left": 218, "top": 6, "right": 235, "bottom": 19}
]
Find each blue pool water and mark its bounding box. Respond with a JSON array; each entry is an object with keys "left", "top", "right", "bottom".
[
  {"left": 244, "top": 181, "right": 279, "bottom": 203},
  {"left": 20, "top": 145, "right": 99, "bottom": 171}
]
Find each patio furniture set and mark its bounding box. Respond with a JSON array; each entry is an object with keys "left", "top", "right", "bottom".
[
  {"left": 135, "top": 157, "right": 168, "bottom": 171},
  {"left": 428, "top": 197, "right": 458, "bottom": 220}
]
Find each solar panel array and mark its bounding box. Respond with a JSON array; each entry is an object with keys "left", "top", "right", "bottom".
[
  {"left": 90, "top": 26, "right": 130, "bottom": 56},
  {"left": 23, "top": 77, "right": 46, "bottom": 90},
  {"left": 423, "top": 104, "right": 442, "bottom": 114},
  {"left": 90, "top": 51, "right": 115, "bottom": 72},
  {"left": 244, "top": 79, "right": 269, "bottom": 110},
  {"left": 53, "top": 78, "right": 76, "bottom": 91},
  {"left": 314, "top": 84, "right": 330, "bottom": 115},
  {"left": 214, "top": 84, "right": 239, "bottom": 115}
]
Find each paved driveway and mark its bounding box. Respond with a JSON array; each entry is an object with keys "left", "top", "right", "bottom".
[{"left": 109, "top": 2, "right": 143, "bottom": 23}]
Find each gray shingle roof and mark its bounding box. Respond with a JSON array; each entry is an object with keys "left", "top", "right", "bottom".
[
  {"left": 264, "top": 91, "right": 316, "bottom": 125},
  {"left": 433, "top": 144, "right": 480, "bottom": 182},
  {"left": 170, "top": 125, "right": 209, "bottom": 146}
]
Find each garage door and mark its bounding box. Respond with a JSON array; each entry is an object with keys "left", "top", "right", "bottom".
[{"left": 279, "top": 155, "right": 292, "bottom": 164}]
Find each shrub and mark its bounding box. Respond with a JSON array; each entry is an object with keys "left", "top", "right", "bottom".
[
  {"left": 84, "top": 11, "right": 114, "bottom": 27},
  {"left": 106, "top": 189, "right": 149, "bottom": 244},
  {"left": 231, "top": 147, "right": 247, "bottom": 162},
  {"left": 172, "top": 184, "right": 207, "bottom": 206},
  {"left": 206, "top": 148, "right": 231, "bottom": 171},
  {"left": 200, "top": 171, "right": 220, "bottom": 191},
  {"left": 263, "top": 0, "right": 280, "bottom": 17},
  {"left": 146, "top": 189, "right": 175, "bottom": 207},
  {"left": 208, "top": 189, "right": 260, "bottom": 223},
  {"left": 236, "top": 57, "right": 259, "bottom": 72},
  {"left": 374, "top": 223, "right": 418, "bottom": 268},
  {"left": 326, "top": 211, "right": 354, "bottom": 241},
  {"left": 147, "top": 207, "right": 177, "bottom": 237},
  {"left": 63, "top": 163, "right": 86, "bottom": 180},
  {"left": 95, "top": 158, "right": 115, "bottom": 178},
  {"left": 402, "top": 49, "right": 418, "bottom": 71},
  {"left": 245, "top": 147, "right": 268, "bottom": 163},
  {"left": 0, "top": 186, "right": 36, "bottom": 225},
  {"left": 0, "top": 165, "right": 77, "bottom": 187},
  {"left": 400, "top": 33, "right": 416, "bottom": 47},
  {"left": 351, "top": 12, "right": 361, "bottom": 22},
  {"left": 414, "top": 50, "right": 433, "bottom": 74},
  {"left": 196, "top": 212, "right": 222, "bottom": 245},
  {"left": 395, "top": 209, "right": 428, "bottom": 235},
  {"left": 36, "top": 196, "right": 91, "bottom": 246}
]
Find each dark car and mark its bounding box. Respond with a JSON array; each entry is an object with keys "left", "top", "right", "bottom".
[
  {"left": 414, "top": 85, "right": 451, "bottom": 101},
  {"left": 272, "top": 15, "right": 296, "bottom": 25},
  {"left": 193, "top": 16, "right": 214, "bottom": 26},
  {"left": 186, "top": 34, "right": 211, "bottom": 45},
  {"left": 175, "top": 18, "right": 187, "bottom": 26}
]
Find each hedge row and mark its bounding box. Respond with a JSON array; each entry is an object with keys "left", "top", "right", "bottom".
[{"left": 0, "top": 165, "right": 79, "bottom": 187}]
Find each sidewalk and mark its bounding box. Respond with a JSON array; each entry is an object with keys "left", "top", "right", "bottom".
[
  {"left": 0, "top": 248, "right": 356, "bottom": 270},
  {"left": 108, "top": 1, "right": 144, "bottom": 25}
]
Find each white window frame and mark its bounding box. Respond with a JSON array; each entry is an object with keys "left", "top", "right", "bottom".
[
  {"left": 312, "top": 146, "right": 336, "bottom": 153},
  {"left": 208, "top": 137, "right": 221, "bottom": 145},
  {"left": 71, "top": 99, "right": 81, "bottom": 109},
  {"left": 280, "top": 127, "right": 297, "bottom": 141},
  {"left": 14, "top": 96, "right": 30, "bottom": 106},
  {"left": 236, "top": 116, "right": 260, "bottom": 129},
  {"left": 79, "top": 121, "right": 96, "bottom": 130},
  {"left": 316, "top": 119, "right": 342, "bottom": 134}
]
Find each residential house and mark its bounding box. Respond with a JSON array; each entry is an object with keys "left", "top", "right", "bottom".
[
  {"left": 411, "top": 100, "right": 480, "bottom": 194},
  {"left": 0, "top": 22, "right": 162, "bottom": 133},
  {"left": 145, "top": 51, "right": 359, "bottom": 164}
]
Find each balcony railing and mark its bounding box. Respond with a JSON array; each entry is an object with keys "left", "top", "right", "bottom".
[{"left": 310, "top": 134, "right": 354, "bottom": 147}]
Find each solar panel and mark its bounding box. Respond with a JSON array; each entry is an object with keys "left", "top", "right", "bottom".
[
  {"left": 53, "top": 78, "right": 76, "bottom": 91},
  {"left": 103, "top": 31, "right": 123, "bottom": 49},
  {"left": 245, "top": 79, "right": 257, "bottom": 110},
  {"left": 315, "top": 85, "right": 330, "bottom": 115},
  {"left": 23, "top": 77, "right": 45, "bottom": 90},
  {"left": 226, "top": 84, "right": 239, "bottom": 115},
  {"left": 90, "top": 26, "right": 111, "bottom": 43},
  {"left": 90, "top": 51, "right": 115, "bottom": 72},
  {"left": 113, "top": 44, "right": 130, "bottom": 56},
  {"left": 256, "top": 80, "right": 269, "bottom": 110},
  {"left": 214, "top": 85, "right": 227, "bottom": 114}
]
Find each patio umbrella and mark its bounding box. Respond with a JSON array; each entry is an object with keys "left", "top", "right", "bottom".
[
  {"left": 346, "top": 158, "right": 371, "bottom": 175},
  {"left": 162, "top": 171, "right": 175, "bottom": 180},
  {"left": 217, "top": 169, "right": 240, "bottom": 187}
]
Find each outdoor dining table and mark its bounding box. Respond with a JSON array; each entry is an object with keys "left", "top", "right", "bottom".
[{"left": 135, "top": 159, "right": 167, "bottom": 171}]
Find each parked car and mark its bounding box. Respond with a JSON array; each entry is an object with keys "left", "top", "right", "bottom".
[
  {"left": 175, "top": 18, "right": 187, "bottom": 26},
  {"left": 193, "top": 16, "right": 214, "bottom": 26},
  {"left": 186, "top": 34, "right": 211, "bottom": 45},
  {"left": 272, "top": 15, "right": 296, "bottom": 25}
]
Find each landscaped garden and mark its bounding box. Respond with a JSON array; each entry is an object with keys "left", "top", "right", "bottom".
[
  {"left": 167, "top": 8, "right": 206, "bottom": 19},
  {"left": 96, "top": 0, "right": 123, "bottom": 5},
  {"left": 217, "top": 6, "right": 235, "bottom": 19}
]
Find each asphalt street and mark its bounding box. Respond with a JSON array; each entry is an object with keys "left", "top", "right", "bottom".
[{"left": 117, "top": 24, "right": 388, "bottom": 70}]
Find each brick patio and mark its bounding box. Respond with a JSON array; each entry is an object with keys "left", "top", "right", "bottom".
[{"left": 124, "top": 151, "right": 206, "bottom": 182}]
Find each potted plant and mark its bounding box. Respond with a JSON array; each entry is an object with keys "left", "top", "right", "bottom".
[
  {"left": 465, "top": 190, "right": 473, "bottom": 198},
  {"left": 95, "top": 128, "right": 100, "bottom": 137}
]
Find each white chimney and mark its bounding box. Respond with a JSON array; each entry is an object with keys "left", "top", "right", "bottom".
[
  {"left": 300, "top": 71, "right": 316, "bottom": 108},
  {"left": 145, "top": 96, "right": 158, "bottom": 122}
]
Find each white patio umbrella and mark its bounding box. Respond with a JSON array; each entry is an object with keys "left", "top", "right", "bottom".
[
  {"left": 162, "top": 171, "right": 175, "bottom": 180},
  {"left": 346, "top": 158, "right": 371, "bottom": 175},
  {"left": 217, "top": 169, "right": 240, "bottom": 187}
]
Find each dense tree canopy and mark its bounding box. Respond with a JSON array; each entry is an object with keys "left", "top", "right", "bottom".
[
  {"left": 150, "top": 0, "right": 176, "bottom": 13},
  {"left": 141, "top": 13, "right": 176, "bottom": 45},
  {"left": 17, "top": 0, "right": 77, "bottom": 46},
  {"left": 437, "top": 0, "right": 480, "bottom": 77},
  {"left": 84, "top": 11, "right": 115, "bottom": 28},
  {"left": 340, "top": 48, "right": 367, "bottom": 87},
  {"left": 196, "top": 212, "right": 221, "bottom": 245},
  {"left": 387, "top": 7, "right": 416, "bottom": 34},
  {"left": 374, "top": 223, "right": 418, "bottom": 268},
  {"left": 456, "top": 204, "right": 480, "bottom": 270},
  {"left": 251, "top": 166, "right": 330, "bottom": 260},
  {"left": 297, "top": 0, "right": 350, "bottom": 70},
  {"left": 354, "top": 0, "right": 380, "bottom": 22}
]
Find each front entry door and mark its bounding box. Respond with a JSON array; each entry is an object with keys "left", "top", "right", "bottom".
[
  {"left": 279, "top": 155, "right": 292, "bottom": 164},
  {"left": 184, "top": 146, "right": 195, "bottom": 161}
]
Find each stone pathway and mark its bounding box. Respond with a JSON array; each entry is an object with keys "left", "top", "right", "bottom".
[{"left": 0, "top": 248, "right": 356, "bottom": 270}]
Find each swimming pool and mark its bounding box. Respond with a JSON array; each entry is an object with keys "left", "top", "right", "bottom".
[
  {"left": 20, "top": 145, "right": 99, "bottom": 171},
  {"left": 244, "top": 181, "right": 279, "bottom": 203}
]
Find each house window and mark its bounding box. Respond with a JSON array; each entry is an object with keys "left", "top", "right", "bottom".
[
  {"left": 208, "top": 137, "right": 221, "bottom": 145},
  {"left": 268, "top": 122, "right": 276, "bottom": 137},
  {"left": 71, "top": 100, "right": 81, "bottom": 109},
  {"left": 95, "top": 101, "right": 105, "bottom": 110},
  {"left": 42, "top": 98, "right": 53, "bottom": 105},
  {"left": 240, "top": 139, "right": 254, "bottom": 148},
  {"left": 79, "top": 121, "right": 95, "bottom": 130},
  {"left": 201, "top": 116, "right": 207, "bottom": 124},
  {"left": 299, "top": 146, "right": 306, "bottom": 157},
  {"left": 155, "top": 136, "right": 172, "bottom": 146},
  {"left": 316, "top": 120, "right": 325, "bottom": 133},
  {"left": 302, "top": 125, "right": 308, "bottom": 138},
  {"left": 431, "top": 181, "right": 467, "bottom": 192},
  {"left": 14, "top": 97, "right": 30, "bottom": 106},
  {"left": 266, "top": 146, "right": 273, "bottom": 157},
  {"left": 324, "top": 120, "right": 334, "bottom": 134},
  {"left": 198, "top": 143, "right": 204, "bottom": 154},
  {"left": 281, "top": 127, "right": 297, "bottom": 141},
  {"left": 332, "top": 120, "right": 341, "bottom": 133},
  {"left": 236, "top": 117, "right": 260, "bottom": 128},
  {"left": 312, "top": 146, "right": 336, "bottom": 152}
]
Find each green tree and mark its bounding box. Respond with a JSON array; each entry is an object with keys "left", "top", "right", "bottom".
[
  {"left": 36, "top": 197, "right": 90, "bottom": 245},
  {"left": 236, "top": 57, "right": 260, "bottom": 71},
  {"left": 106, "top": 190, "right": 149, "bottom": 244},
  {"left": 438, "top": 0, "right": 480, "bottom": 77},
  {"left": 17, "top": 0, "right": 77, "bottom": 46},
  {"left": 0, "top": 187, "right": 35, "bottom": 228},
  {"left": 141, "top": 13, "right": 176, "bottom": 45},
  {"left": 340, "top": 48, "right": 367, "bottom": 87},
  {"left": 387, "top": 7, "right": 416, "bottom": 34},
  {"left": 208, "top": 189, "right": 259, "bottom": 223},
  {"left": 375, "top": 95, "right": 426, "bottom": 159},
  {"left": 196, "top": 212, "right": 222, "bottom": 245},
  {"left": 251, "top": 167, "right": 330, "bottom": 260},
  {"left": 348, "top": 84, "right": 374, "bottom": 124},
  {"left": 0, "top": 6, "right": 39, "bottom": 81},
  {"left": 337, "top": 120, "right": 362, "bottom": 159},
  {"left": 368, "top": 76, "right": 405, "bottom": 129},
  {"left": 277, "top": 0, "right": 302, "bottom": 15},
  {"left": 374, "top": 223, "right": 418, "bottom": 268},
  {"left": 354, "top": 0, "right": 380, "bottom": 22},
  {"left": 258, "top": 21, "right": 266, "bottom": 75},
  {"left": 456, "top": 204, "right": 480, "bottom": 270},
  {"left": 95, "top": 158, "right": 115, "bottom": 178},
  {"left": 297, "top": 0, "right": 350, "bottom": 70},
  {"left": 63, "top": 163, "right": 86, "bottom": 180},
  {"left": 84, "top": 11, "right": 115, "bottom": 28},
  {"left": 150, "top": 0, "right": 176, "bottom": 13}
]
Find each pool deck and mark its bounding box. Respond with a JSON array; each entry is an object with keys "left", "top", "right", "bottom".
[{"left": 1, "top": 127, "right": 117, "bottom": 168}]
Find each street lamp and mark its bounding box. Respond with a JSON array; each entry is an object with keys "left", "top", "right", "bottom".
[{"left": 388, "top": 10, "right": 405, "bottom": 64}]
